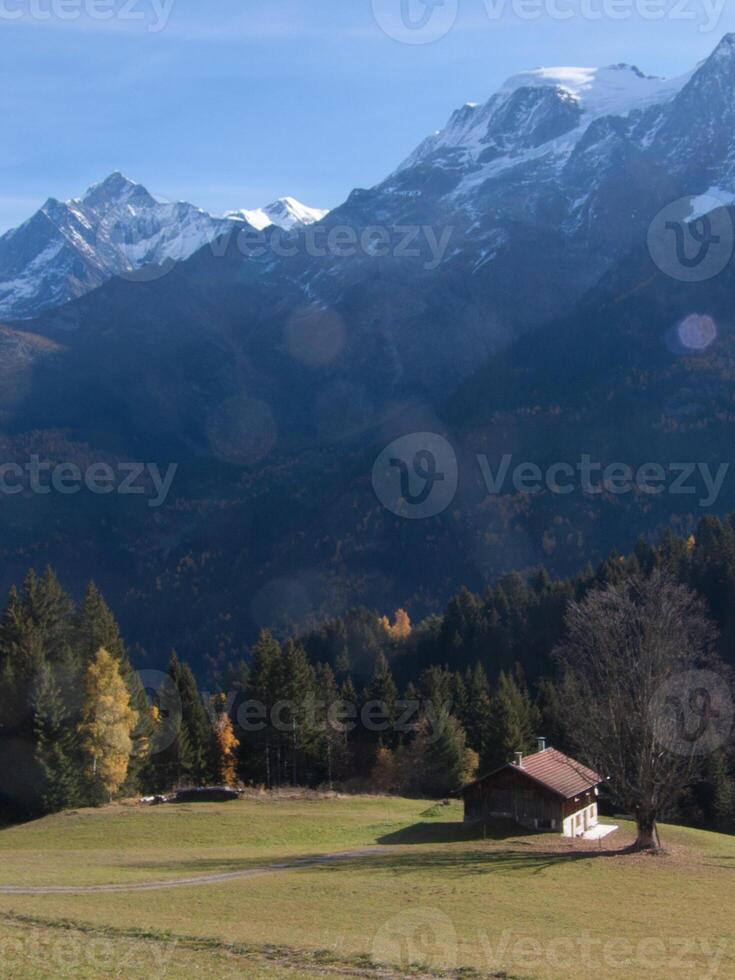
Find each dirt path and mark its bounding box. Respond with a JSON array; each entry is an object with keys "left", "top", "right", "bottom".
[{"left": 0, "top": 847, "right": 388, "bottom": 895}]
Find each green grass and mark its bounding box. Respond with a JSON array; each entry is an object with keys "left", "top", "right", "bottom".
[
  {"left": 0, "top": 795, "right": 423, "bottom": 886},
  {"left": 0, "top": 795, "right": 732, "bottom": 979}
]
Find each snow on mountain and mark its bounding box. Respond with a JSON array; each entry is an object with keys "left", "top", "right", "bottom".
[
  {"left": 226, "top": 197, "right": 328, "bottom": 231},
  {"left": 5, "top": 35, "right": 735, "bottom": 328},
  {"left": 377, "top": 35, "right": 735, "bottom": 256},
  {"left": 396, "top": 61, "right": 691, "bottom": 190},
  {"left": 283, "top": 33, "right": 735, "bottom": 360},
  {"left": 0, "top": 173, "right": 242, "bottom": 320},
  {"left": 500, "top": 63, "right": 689, "bottom": 117},
  {"left": 0, "top": 175, "right": 328, "bottom": 321}
]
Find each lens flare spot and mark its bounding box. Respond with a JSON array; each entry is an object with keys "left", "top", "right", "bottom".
[
  {"left": 206, "top": 395, "right": 277, "bottom": 465},
  {"left": 677, "top": 314, "right": 717, "bottom": 351},
  {"left": 285, "top": 307, "right": 345, "bottom": 366}
]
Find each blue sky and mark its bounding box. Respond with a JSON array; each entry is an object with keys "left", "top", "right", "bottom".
[{"left": 1, "top": 0, "right": 733, "bottom": 231}]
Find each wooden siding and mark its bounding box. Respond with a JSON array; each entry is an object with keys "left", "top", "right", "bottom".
[
  {"left": 562, "top": 789, "right": 597, "bottom": 818},
  {"left": 464, "top": 767, "right": 564, "bottom": 830}
]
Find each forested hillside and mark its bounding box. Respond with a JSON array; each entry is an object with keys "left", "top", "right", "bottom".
[{"left": 2, "top": 513, "right": 734, "bottom": 834}]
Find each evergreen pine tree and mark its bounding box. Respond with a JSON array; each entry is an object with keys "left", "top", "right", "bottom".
[
  {"left": 32, "top": 665, "right": 81, "bottom": 812},
  {"left": 245, "top": 631, "right": 283, "bottom": 787},
  {"left": 77, "top": 582, "right": 126, "bottom": 663},
  {"left": 315, "top": 663, "right": 348, "bottom": 788},
  {"left": 707, "top": 751, "right": 735, "bottom": 833},
  {"left": 171, "top": 655, "right": 216, "bottom": 786},
  {"left": 0, "top": 586, "right": 39, "bottom": 736},
  {"left": 34, "top": 568, "right": 76, "bottom": 661},
  {"left": 482, "top": 667, "right": 539, "bottom": 773},
  {"left": 279, "top": 640, "right": 317, "bottom": 785},
  {"left": 463, "top": 663, "right": 493, "bottom": 757},
  {"left": 365, "top": 653, "right": 398, "bottom": 747},
  {"left": 408, "top": 709, "right": 477, "bottom": 798},
  {"left": 145, "top": 703, "right": 194, "bottom": 794},
  {"left": 338, "top": 675, "right": 359, "bottom": 775},
  {"left": 0, "top": 572, "right": 80, "bottom": 816}
]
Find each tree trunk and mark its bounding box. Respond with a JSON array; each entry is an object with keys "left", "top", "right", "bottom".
[{"left": 634, "top": 812, "right": 661, "bottom": 851}]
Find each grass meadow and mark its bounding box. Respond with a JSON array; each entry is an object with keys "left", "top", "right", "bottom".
[{"left": 0, "top": 795, "right": 732, "bottom": 978}]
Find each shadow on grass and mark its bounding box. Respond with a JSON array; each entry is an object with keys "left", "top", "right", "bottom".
[
  {"left": 317, "top": 845, "right": 632, "bottom": 879},
  {"left": 122, "top": 849, "right": 616, "bottom": 882},
  {"left": 123, "top": 820, "right": 634, "bottom": 881},
  {"left": 377, "top": 818, "right": 536, "bottom": 846}
]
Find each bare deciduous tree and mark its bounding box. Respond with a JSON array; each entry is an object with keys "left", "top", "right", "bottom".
[{"left": 554, "top": 571, "right": 729, "bottom": 851}]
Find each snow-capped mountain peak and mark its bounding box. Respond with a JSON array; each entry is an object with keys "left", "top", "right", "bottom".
[
  {"left": 397, "top": 56, "right": 692, "bottom": 179},
  {"left": 4, "top": 36, "right": 735, "bottom": 328},
  {"left": 226, "top": 197, "right": 328, "bottom": 231},
  {"left": 498, "top": 62, "right": 687, "bottom": 118},
  {"left": 80, "top": 171, "right": 147, "bottom": 207},
  {"left": 708, "top": 31, "right": 735, "bottom": 60},
  {"left": 0, "top": 175, "right": 240, "bottom": 320},
  {"left": 0, "top": 176, "right": 330, "bottom": 320}
]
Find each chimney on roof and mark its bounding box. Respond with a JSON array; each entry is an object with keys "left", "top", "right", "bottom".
[
  {"left": 514, "top": 752, "right": 524, "bottom": 768},
  {"left": 537, "top": 737, "right": 547, "bottom": 753}
]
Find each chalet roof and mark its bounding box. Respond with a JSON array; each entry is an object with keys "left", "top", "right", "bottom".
[{"left": 463, "top": 747, "right": 601, "bottom": 800}]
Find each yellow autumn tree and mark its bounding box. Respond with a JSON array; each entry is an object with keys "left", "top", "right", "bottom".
[
  {"left": 212, "top": 694, "right": 240, "bottom": 786},
  {"left": 79, "top": 648, "right": 138, "bottom": 801},
  {"left": 378, "top": 608, "right": 412, "bottom": 641},
  {"left": 371, "top": 745, "right": 400, "bottom": 794}
]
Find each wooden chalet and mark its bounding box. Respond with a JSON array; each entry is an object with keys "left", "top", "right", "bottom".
[{"left": 461, "top": 739, "right": 602, "bottom": 837}]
